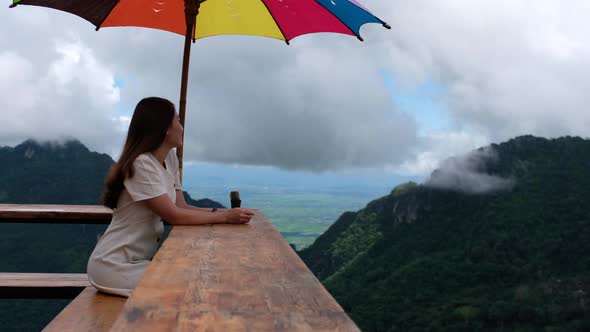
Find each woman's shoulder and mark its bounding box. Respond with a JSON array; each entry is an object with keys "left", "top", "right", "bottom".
[
  {"left": 165, "top": 149, "right": 178, "bottom": 164},
  {"left": 132, "top": 153, "right": 158, "bottom": 169},
  {"left": 130, "top": 151, "right": 175, "bottom": 170},
  {"left": 135, "top": 153, "right": 154, "bottom": 163}
]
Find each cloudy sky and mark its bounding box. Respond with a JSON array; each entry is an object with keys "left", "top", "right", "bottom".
[{"left": 1, "top": 0, "right": 589, "bottom": 178}]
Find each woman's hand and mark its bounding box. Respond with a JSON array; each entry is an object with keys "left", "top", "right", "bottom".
[{"left": 222, "top": 208, "right": 255, "bottom": 224}]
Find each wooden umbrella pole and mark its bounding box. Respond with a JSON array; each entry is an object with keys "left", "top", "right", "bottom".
[{"left": 177, "top": 0, "right": 201, "bottom": 183}]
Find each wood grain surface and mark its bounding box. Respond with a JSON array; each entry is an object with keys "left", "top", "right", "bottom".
[
  {"left": 0, "top": 204, "right": 112, "bottom": 223},
  {"left": 0, "top": 273, "right": 91, "bottom": 287},
  {"left": 43, "top": 287, "right": 127, "bottom": 332},
  {"left": 110, "top": 212, "right": 359, "bottom": 331},
  {"left": 0, "top": 273, "right": 91, "bottom": 299}
]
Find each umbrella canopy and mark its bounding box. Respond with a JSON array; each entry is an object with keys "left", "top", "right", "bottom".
[
  {"left": 9, "top": 0, "right": 390, "bottom": 179},
  {"left": 10, "top": 0, "right": 389, "bottom": 42}
]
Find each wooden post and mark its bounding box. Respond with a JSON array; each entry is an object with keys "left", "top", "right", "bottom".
[{"left": 177, "top": 0, "right": 201, "bottom": 184}]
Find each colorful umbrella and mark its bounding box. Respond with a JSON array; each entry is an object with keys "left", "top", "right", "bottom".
[{"left": 9, "top": 0, "right": 390, "bottom": 179}]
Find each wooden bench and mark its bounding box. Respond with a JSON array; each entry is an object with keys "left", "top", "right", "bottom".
[
  {"left": 0, "top": 273, "right": 90, "bottom": 299},
  {"left": 0, "top": 204, "right": 113, "bottom": 224},
  {"left": 0, "top": 204, "right": 113, "bottom": 299},
  {"left": 43, "top": 287, "right": 127, "bottom": 332},
  {"left": 0, "top": 204, "right": 123, "bottom": 330}
]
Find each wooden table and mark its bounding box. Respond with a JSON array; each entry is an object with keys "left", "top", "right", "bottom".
[{"left": 110, "top": 212, "right": 359, "bottom": 331}]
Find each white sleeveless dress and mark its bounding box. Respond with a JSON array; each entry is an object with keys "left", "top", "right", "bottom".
[{"left": 87, "top": 149, "right": 181, "bottom": 297}]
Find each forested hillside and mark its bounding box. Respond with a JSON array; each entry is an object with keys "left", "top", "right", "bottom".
[{"left": 299, "top": 135, "right": 590, "bottom": 331}]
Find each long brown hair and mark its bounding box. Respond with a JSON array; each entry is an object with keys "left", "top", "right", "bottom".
[{"left": 101, "top": 97, "right": 176, "bottom": 209}]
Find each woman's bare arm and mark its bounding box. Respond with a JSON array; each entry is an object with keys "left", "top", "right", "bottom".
[{"left": 145, "top": 193, "right": 253, "bottom": 225}]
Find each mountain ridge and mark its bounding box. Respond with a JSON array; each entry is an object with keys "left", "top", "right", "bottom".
[
  {"left": 0, "top": 138, "right": 223, "bottom": 208},
  {"left": 298, "top": 135, "right": 590, "bottom": 331}
]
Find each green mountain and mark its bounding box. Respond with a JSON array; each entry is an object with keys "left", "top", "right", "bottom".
[
  {"left": 299, "top": 135, "right": 590, "bottom": 332},
  {"left": 0, "top": 139, "right": 113, "bottom": 204},
  {"left": 0, "top": 139, "right": 223, "bottom": 208},
  {"left": 0, "top": 139, "right": 223, "bottom": 331}
]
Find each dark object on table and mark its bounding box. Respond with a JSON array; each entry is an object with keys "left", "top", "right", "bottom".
[{"left": 230, "top": 191, "right": 241, "bottom": 208}]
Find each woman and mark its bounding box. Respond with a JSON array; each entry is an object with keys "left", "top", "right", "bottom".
[{"left": 87, "top": 97, "right": 254, "bottom": 297}]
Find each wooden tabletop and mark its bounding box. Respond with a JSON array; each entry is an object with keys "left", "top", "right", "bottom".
[
  {"left": 0, "top": 204, "right": 112, "bottom": 223},
  {"left": 110, "top": 212, "right": 359, "bottom": 331}
]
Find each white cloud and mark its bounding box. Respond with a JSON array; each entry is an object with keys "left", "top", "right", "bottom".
[
  {"left": 0, "top": 30, "right": 122, "bottom": 152},
  {"left": 50, "top": 40, "right": 120, "bottom": 109},
  {"left": 2, "top": 1, "right": 590, "bottom": 173},
  {"left": 0, "top": 52, "right": 36, "bottom": 111},
  {"left": 425, "top": 146, "right": 515, "bottom": 194},
  {"left": 379, "top": 0, "right": 590, "bottom": 143},
  {"left": 396, "top": 128, "right": 489, "bottom": 177},
  {"left": 0, "top": 4, "right": 418, "bottom": 171}
]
